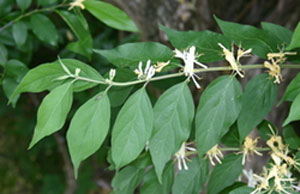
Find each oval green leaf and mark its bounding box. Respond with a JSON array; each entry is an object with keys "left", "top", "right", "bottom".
[
  {"left": 83, "top": 0, "right": 138, "bottom": 32},
  {"left": 161, "top": 25, "right": 230, "bottom": 63},
  {"left": 56, "top": 10, "right": 93, "bottom": 59},
  {"left": 283, "top": 92, "right": 300, "bottom": 126},
  {"left": 196, "top": 75, "right": 242, "bottom": 156},
  {"left": 141, "top": 162, "right": 174, "bottom": 194},
  {"left": 30, "top": 13, "right": 58, "bottom": 46},
  {"left": 94, "top": 42, "right": 177, "bottom": 70},
  {"left": 287, "top": 21, "right": 300, "bottom": 50},
  {"left": 29, "top": 82, "right": 73, "bottom": 149},
  {"left": 282, "top": 125, "right": 300, "bottom": 149},
  {"left": 237, "top": 74, "right": 277, "bottom": 141},
  {"left": 0, "top": 44, "right": 7, "bottom": 65},
  {"left": 17, "top": 0, "right": 31, "bottom": 10},
  {"left": 111, "top": 88, "right": 153, "bottom": 169},
  {"left": 67, "top": 93, "right": 110, "bottom": 178},
  {"left": 10, "top": 59, "right": 103, "bottom": 102},
  {"left": 2, "top": 59, "right": 28, "bottom": 106},
  {"left": 12, "top": 21, "right": 27, "bottom": 46},
  {"left": 261, "top": 22, "right": 293, "bottom": 46},
  {"left": 172, "top": 157, "right": 209, "bottom": 194},
  {"left": 280, "top": 72, "right": 300, "bottom": 104},
  {"left": 207, "top": 154, "right": 243, "bottom": 194},
  {"left": 149, "top": 82, "right": 194, "bottom": 183},
  {"left": 214, "top": 16, "right": 277, "bottom": 58}
]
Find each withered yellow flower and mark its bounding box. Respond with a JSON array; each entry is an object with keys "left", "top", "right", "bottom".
[
  {"left": 206, "top": 144, "right": 223, "bottom": 166},
  {"left": 69, "top": 0, "right": 85, "bottom": 10},
  {"left": 218, "top": 43, "right": 252, "bottom": 78},
  {"left": 154, "top": 61, "right": 170, "bottom": 72},
  {"left": 240, "top": 137, "right": 263, "bottom": 165}
]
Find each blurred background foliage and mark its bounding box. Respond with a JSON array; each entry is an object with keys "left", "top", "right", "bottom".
[{"left": 0, "top": 0, "right": 300, "bottom": 193}]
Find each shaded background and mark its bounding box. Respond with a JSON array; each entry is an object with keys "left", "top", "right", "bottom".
[{"left": 1, "top": 0, "right": 300, "bottom": 193}]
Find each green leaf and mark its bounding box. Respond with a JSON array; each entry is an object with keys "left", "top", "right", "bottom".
[
  {"left": 111, "top": 88, "right": 153, "bottom": 169},
  {"left": 196, "top": 76, "right": 242, "bottom": 156},
  {"left": 257, "top": 120, "right": 277, "bottom": 141},
  {"left": 17, "top": 0, "right": 31, "bottom": 10},
  {"left": 56, "top": 10, "right": 93, "bottom": 59},
  {"left": 161, "top": 25, "right": 230, "bottom": 63},
  {"left": 214, "top": 16, "right": 277, "bottom": 58},
  {"left": 38, "top": 0, "right": 57, "bottom": 6},
  {"left": 2, "top": 60, "right": 28, "bottom": 106},
  {"left": 287, "top": 21, "right": 300, "bottom": 50},
  {"left": 238, "top": 74, "right": 277, "bottom": 141},
  {"left": 108, "top": 68, "right": 135, "bottom": 107},
  {"left": 12, "top": 21, "right": 28, "bottom": 46},
  {"left": 83, "top": 0, "right": 138, "bottom": 32},
  {"left": 207, "top": 154, "right": 243, "bottom": 194},
  {"left": 280, "top": 72, "right": 300, "bottom": 104},
  {"left": 261, "top": 22, "right": 293, "bottom": 46},
  {"left": 30, "top": 13, "right": 58, "bottom": 46},
  {"left": 112, "top": 155, "right": 149, "bottom": 194},
  {"left": 228, "top": 186, "right": 254, "bottom": 194},
  {"left": 0, "top": 0, "right": 14, "bottom": 18},
  {"left": 0, "top": 44, "right": 7, "bottom": 65},
  {"left": 10, "top": 59, "right": 103, "bottom": 101},
  {"left": 149, "top": 82, "right": 194, "bottom": 183},
  {"left": 282, "top": 125, "right": 300, "bottom": 150},
  {"left": 283, "top": 92, "right": 300, "bottom": 126},
  {"left": 221, "top": 123, "right": 240, "bottom": 147},
  {"left": 94, "top": 42, "right": 177, "bottom": 70},
  {"left": 29, "top": 82, "right": 73, "bottom": 149},
  {"left": 172, "top": 157, "right": 209, "bottom": 194},
  {"left": 141, "top": 162, "right": 174, "bottom": 194},
  {"left": 67, "top": 93, "right": 110, "bottom": 178}
]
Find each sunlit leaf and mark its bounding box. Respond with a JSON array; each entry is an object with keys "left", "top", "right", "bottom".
[
  {"left": 149, "top": 82, "right": 194, "bottom": 183},
  {"left": 111, "top": 88, "right": 153, "bottom": 169},
  {"left": 196, "top": 76, "right": 242, "bottom": 156},
  {"left": 29, "top": 82, "right": 73, "bottom": 149}
]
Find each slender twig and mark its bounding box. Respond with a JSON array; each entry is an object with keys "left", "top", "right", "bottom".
[
  {"left": 0, "top": 3, "right": 67, "bottom": 33},
  {"left": 71, "top": 64, "right": 300, "bottom": 87}
]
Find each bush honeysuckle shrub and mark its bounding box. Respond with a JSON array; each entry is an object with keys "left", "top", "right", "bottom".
[{"left": 2, "top": 0, "right": 300, "bottom": 193}]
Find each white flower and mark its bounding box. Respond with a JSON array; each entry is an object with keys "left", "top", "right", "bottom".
[
  {"left": 109, "top": 69, "right": 116, "bottom": 80},
  {"left": 175, "top": 142, "right": 197, "bottom": 170},
  {"left": 134, "top": 60, "right": 155, "bottom": 81},
  {"left": 174, "top": 46, "right": 207, "bottom": 88},
  {"left": 243, "top": 169, "right": 258, "bottom": 188}
]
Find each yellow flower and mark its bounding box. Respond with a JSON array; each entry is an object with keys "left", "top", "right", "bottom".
[
  {"left": 240, "top": 137, "right": 263, "bottom": 165},
  {"left": 218, "top": 43, "right": 252, "bottom": 78},
  {"left": 264, "top": 50, "right": 297, "bottom": 84},
  {"left": 264, "top": 59, "right": 283, "bottom": 84},
  {"left": 154, "top": 61, "right": 170, "bottom": 72},
  {"left": 206, "top": 145, "right": 223, "bottom": 166},
  {"left": 267, "top": 50, "right": 297, "bottom": 64},
  {"left": 69, "top": 0, "right": 85, "bottom": 10}
]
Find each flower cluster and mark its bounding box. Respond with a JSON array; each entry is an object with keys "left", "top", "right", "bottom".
[
  {"left": 264, "top": 50, "right": 297, "bottom": 84},
  {"left": 218, "top": 43, "right": 252, "bottom": 78},
  {"left": 251, "top": 154, "right": 295, "bottom": 194},
  {"left": 250, "top": 125, "right": 300, "bottom": 194}
]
